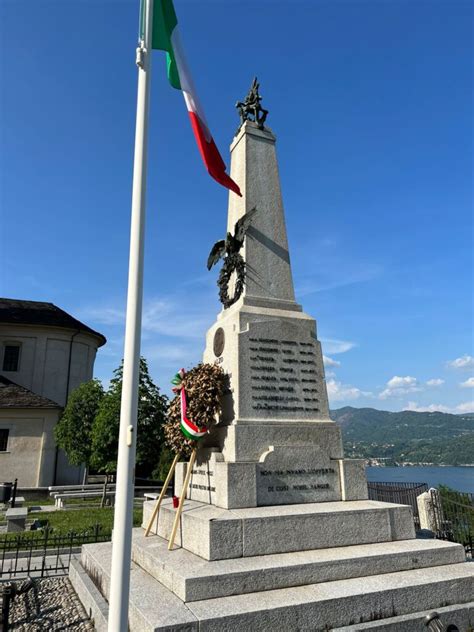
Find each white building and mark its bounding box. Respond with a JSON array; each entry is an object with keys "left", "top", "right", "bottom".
[{"left": 0, "top": 298, "right": 106, "bottom": 487}]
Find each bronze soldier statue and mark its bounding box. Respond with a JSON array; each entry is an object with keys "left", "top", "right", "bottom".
[{"left": 236, "top": 77, "right": 268, "bottom": 131}]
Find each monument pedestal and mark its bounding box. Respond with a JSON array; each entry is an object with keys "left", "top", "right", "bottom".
[
  {"left": 70, "top": 514, "right": 474, "bottom": 632},
  {"left": 70, "top": 120, "right": 474, "bottom": 629}
]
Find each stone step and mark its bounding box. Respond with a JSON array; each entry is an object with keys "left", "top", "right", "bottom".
[
  {"left": 143, "top": 497, "right": 415, "bottom": 560},
  {"left": 71, "top": 542, "right": 474, "bottom": 632},
  {"left": 132, "top": 529, "right": 465, "bottom": 602},
  {"left": 187, "top": 564, "right": 474, "bottom": 631},
  {"left": 78, "top": 542, "right": 198, "bottom": 631},
  {"left": 331, "top": 601, "right": 474, "bottom": 631}
]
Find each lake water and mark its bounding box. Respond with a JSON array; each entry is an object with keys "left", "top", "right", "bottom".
[{"left": 366, "top": 465, "right": 473, "bottom": 494}]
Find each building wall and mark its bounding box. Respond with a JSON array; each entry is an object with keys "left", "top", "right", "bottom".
[
  {"left": 0, "top": 324, "right": 100, "bottom": 406},
  {"left": 0, "top": 323, "right": 103, "bottom": 486},
  {"left": 0, "top": 408, "right": 60, "bottom": 487}
]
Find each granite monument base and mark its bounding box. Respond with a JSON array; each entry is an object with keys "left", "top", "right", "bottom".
[
  {"left": 173, "top": 445, "right": 367, "bottom": 509},
  {"left": 70, "top": 498, "right": 474, "bottom": 631}
]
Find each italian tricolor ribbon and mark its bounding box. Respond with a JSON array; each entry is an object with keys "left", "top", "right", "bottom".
[
  {"left": 171, "top": 369, "right": 208, "bottom": 441},
  {"left": 148, "top": 0, "right": 241, "bottom": 197}
]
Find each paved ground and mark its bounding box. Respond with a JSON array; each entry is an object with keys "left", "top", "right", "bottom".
[{"left": 8, "top": 577, "right": 95, "bottom": 631}]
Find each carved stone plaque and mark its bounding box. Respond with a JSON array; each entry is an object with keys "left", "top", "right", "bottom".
[
  {"left": 257, "top": 444, "right": 341, "bottom": 505},
  {"left": 213, "top": 327, "right": 225, "bottom": 357}
]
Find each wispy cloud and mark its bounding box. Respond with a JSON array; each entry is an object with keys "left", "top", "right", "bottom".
[
  {"left": 379, "top": 375, "right": 422, "bottom": 400},
  {"left": 460, "top": 377, "right": 474, "bottom": 389},
  {"left": 446, "top": 355, "right": 474, "bottom": 370},
  {"left": 295, "top": 262, "right": 383, "bottom": 297},
  {"left": 323, "top": 355, "right": 341, "bottom": 368},
  {"left": 141, "top": 298, "right": 212, "bottom": 339},
  {"left": 426, "top": 378, "right": 444, "bottom": 387},
  {"left": 404, "top": 400, "right": 474, "bottom": 414},
  {"left": 80, "top": 306, "right": 125, "bottom": 326},
  {"left": 326, "top": 378, "right": 371, "bottom": 403},
  {"left": 404, "top": 401, "right": 452, "bottom": 414},
  {"left": 321, "top": 338, "right": 356, "bottom": 354}
]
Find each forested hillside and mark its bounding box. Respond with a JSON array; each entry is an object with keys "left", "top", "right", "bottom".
[{"left": 332, "top": 407, "right": 474, "bottom": 465}]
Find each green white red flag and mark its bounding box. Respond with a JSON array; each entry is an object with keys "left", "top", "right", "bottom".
[{"left": 144, "top": 0, "right": 241, "bottom": 196}]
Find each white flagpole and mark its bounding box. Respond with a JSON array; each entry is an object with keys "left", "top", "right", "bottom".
[{"left": 108, "top": 0, "right": 153, "bottom": 629}]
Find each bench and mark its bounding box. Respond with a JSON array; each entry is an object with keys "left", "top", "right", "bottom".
[
  {"left": 52, "top": 490, "right": 116, "bottom": 509},
  {"left": 6, "top": 507, "right": 28, "bottom": 532}
]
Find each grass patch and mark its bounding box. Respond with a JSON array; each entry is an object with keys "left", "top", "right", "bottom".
[
  {"left": 1, "top": 506, "right": 143, "bottom": 542},
  {"left": 24, "top": 497, "right": 55, "bottom": 507}
]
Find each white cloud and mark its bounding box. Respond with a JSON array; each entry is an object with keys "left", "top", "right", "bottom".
[
  {"left": 321, "top": 339, "right": 356, "bottom": 354},
  {"left": 379, "top": 375, "right": 422, "bottom": 400},
  {"left": 446, "top": 355, "right": 474, "bottom": 370},
  {"left": 387, "top": 376, "right": 417, "bottom": 389},
  {"left": 460, "top": 377, "right": 474, "bottom": 389},
  {"left": 426, "top": 378, "right": 444, "bottom": 387},
  {"left": 404, "top": 401, "right": 452, "bottom": 414},
  {"left": 456, "top": 401, "right": 474, "bottom": 413},
  {"left": 404, "top": 401, "right": 474, "bottom": 414},
  {"left": 326, "top": 379, "right": 370, "bottom": 403},
  {"left": 323, "top": 355, "right": 340, "bottom": 368}
]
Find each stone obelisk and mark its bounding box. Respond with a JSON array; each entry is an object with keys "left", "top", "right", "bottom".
[{"left": 175, "top": 117, "right": 368, "bottom": 509}]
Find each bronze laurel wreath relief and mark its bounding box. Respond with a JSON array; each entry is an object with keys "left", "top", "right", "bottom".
[
  {"left": 207, "top": 207, "right": 257, "bottom": 309},
  {"left": 217, "top": 252, "right": 246, "bottom": 309}
]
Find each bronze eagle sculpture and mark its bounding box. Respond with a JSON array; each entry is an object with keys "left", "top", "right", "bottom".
[
  {"left": 207, "top": 207, "right": 258, "bottom": 308},
  {"left": 207, "top": 207, "right": 257, "bottom": 271}
]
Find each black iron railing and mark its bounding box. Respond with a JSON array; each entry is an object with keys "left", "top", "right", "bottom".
[
  {"left": 0, "top": 524, "right": 111, "bottom": 580},
  {"left": 430, "top": 488, "right": 473, "bottom": 557},
  {"left": 367, "top": 481, "right": 428, "bottom": 529}
]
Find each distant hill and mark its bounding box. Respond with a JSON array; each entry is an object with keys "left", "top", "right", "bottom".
[{"left": 331, "top": 406, "right": 474, "bottom": 466}]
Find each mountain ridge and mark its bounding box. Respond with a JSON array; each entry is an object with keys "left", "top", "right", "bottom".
[{"left": 331, "top": 406, "right": 474, "bottom": 466}]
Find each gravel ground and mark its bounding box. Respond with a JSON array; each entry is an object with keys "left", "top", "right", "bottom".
[{"left": 8, "top": 577, "right": 95, "bottom": 631}]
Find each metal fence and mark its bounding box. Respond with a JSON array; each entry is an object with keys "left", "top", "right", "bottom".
[
  {"left": 367, "top": 481, "right": 429, "bottom": 529},
  {"left": 430, "top": 488, "right": 474, "bottom": 557},
  {"left": 0, "top": 524, "right": 111, "bottom": 581}
]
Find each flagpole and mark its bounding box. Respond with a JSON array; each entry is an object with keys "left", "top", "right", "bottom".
[{"left": 108, "top": 0, "right": 153, "bottom": 629}]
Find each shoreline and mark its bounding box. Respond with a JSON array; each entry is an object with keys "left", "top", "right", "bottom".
[{"left": 365, "top": 462, "right": 474, "bottom": 468}]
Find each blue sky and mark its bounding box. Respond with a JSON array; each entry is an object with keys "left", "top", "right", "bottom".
[{"left": 1, "top": 0, "right": 472, "bottom": 413}]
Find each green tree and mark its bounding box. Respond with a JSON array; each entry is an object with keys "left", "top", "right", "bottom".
[
  {"left": 91, "top": 358, "right": 168, "bottom": 475},
  {"left": 55, "top": 379, "right": 105, "bottom": 481}
]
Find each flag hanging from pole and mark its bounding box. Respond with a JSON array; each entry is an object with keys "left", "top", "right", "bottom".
[{"left": 146, "top": 0, "right": 241, "bottom": 197}]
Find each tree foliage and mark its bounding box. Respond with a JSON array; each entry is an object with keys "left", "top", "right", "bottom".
[
  {"left": 90, "top": 358, "right": 168, "bottom": 475},
  {"left": 55, "top": 379, "right": 104, "bottom": 468}
]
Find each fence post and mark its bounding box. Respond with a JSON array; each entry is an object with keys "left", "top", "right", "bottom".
[
  {"left": 417, "top": 488, "right": 438, "bottom": 532},
  {"left": 11, "top": 479, "right": 17, "bottom": 510},
  {"left": 2, "top": 583, "right": 12, "bottom": 632}
]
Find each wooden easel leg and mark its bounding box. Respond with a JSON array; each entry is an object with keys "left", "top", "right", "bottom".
[
  {"left": 168, "top": 448, "right": 197, "bottom": 551},
  {"left": 144, "top": 452, "right": 181, "bottom": 537}
]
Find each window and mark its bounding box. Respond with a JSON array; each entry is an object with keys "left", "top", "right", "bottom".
[
  {"left": 0, "top": 429, "right": 9, "bottom": 452},
  {"left": 2, "top": 345, "right": 20, "bottom": 371}
]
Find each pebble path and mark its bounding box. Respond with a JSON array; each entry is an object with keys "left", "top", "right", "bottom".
[{"left": 8, "top": 576, "right": 95, "bottom": 631}]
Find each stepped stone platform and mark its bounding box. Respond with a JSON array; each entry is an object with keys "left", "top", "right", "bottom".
[
  {"left": 70, "top": 525, "right": 474, "bottom": 631},
  {"left": 69, "top": 497, "right": 474, "bottom": 631},
  {"left": 142, "top": 498, "right": 415, "bottom": 560}
]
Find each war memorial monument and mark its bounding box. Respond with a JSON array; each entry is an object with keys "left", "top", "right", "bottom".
[{"left": 70, "top": 84, "right": 474, "bottom": 631}]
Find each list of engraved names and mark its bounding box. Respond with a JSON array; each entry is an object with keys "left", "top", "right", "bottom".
[{"left": 249, "top": 337, "right": 321, "bottom": 414}]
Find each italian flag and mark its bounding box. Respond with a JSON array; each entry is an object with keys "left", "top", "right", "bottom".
[{"left": 149, "top": 0, "right": 241, "bottom": 197}]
